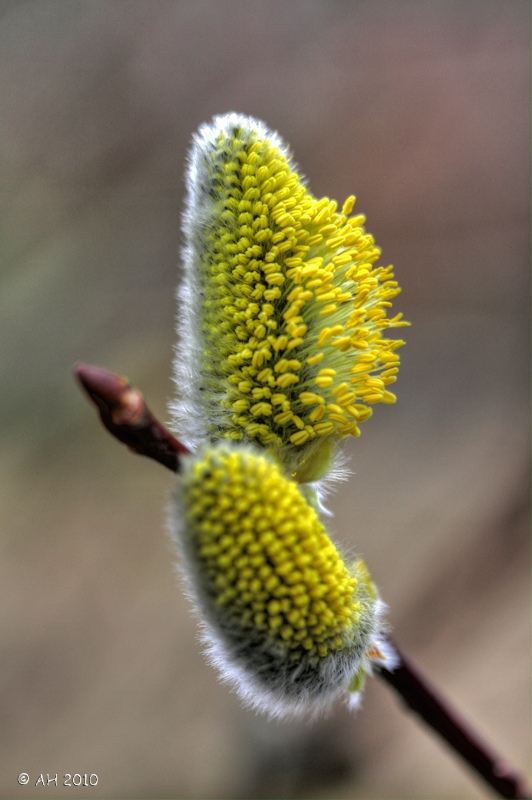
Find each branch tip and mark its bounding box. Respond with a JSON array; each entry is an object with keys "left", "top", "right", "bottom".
[{"left": 74, "top": 362, "right": 190, "bottom": 471}]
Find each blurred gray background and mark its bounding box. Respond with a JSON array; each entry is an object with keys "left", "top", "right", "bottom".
[{"left": 0, "top": 1, "right": 530, "bottom": 798}]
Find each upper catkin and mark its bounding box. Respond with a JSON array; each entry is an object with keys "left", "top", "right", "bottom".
[{"left": 171, "top": 113, "right": 408, "bottom": 482}]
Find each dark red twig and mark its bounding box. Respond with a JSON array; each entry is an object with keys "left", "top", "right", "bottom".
[
  {"left": 379, "top": 638, "right": 531, "bottom": 799},
  {"left": 74, "top": 363, "right": 531, "bottom": 800},
  {"left": 74, "top": 362, "right": 190, "bottom": 471}
]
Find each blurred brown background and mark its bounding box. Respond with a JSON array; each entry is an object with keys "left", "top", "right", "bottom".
[{"left": 0, "top": 1, "right": 530, "bottom": 798}]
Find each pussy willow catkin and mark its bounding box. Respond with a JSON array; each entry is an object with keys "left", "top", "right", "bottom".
[
  {"left": 171, "top": 113, "right": 408, "bottom": 481},
  {"left": 170, "top": 443, "right": 390, "bottom": 717}
]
